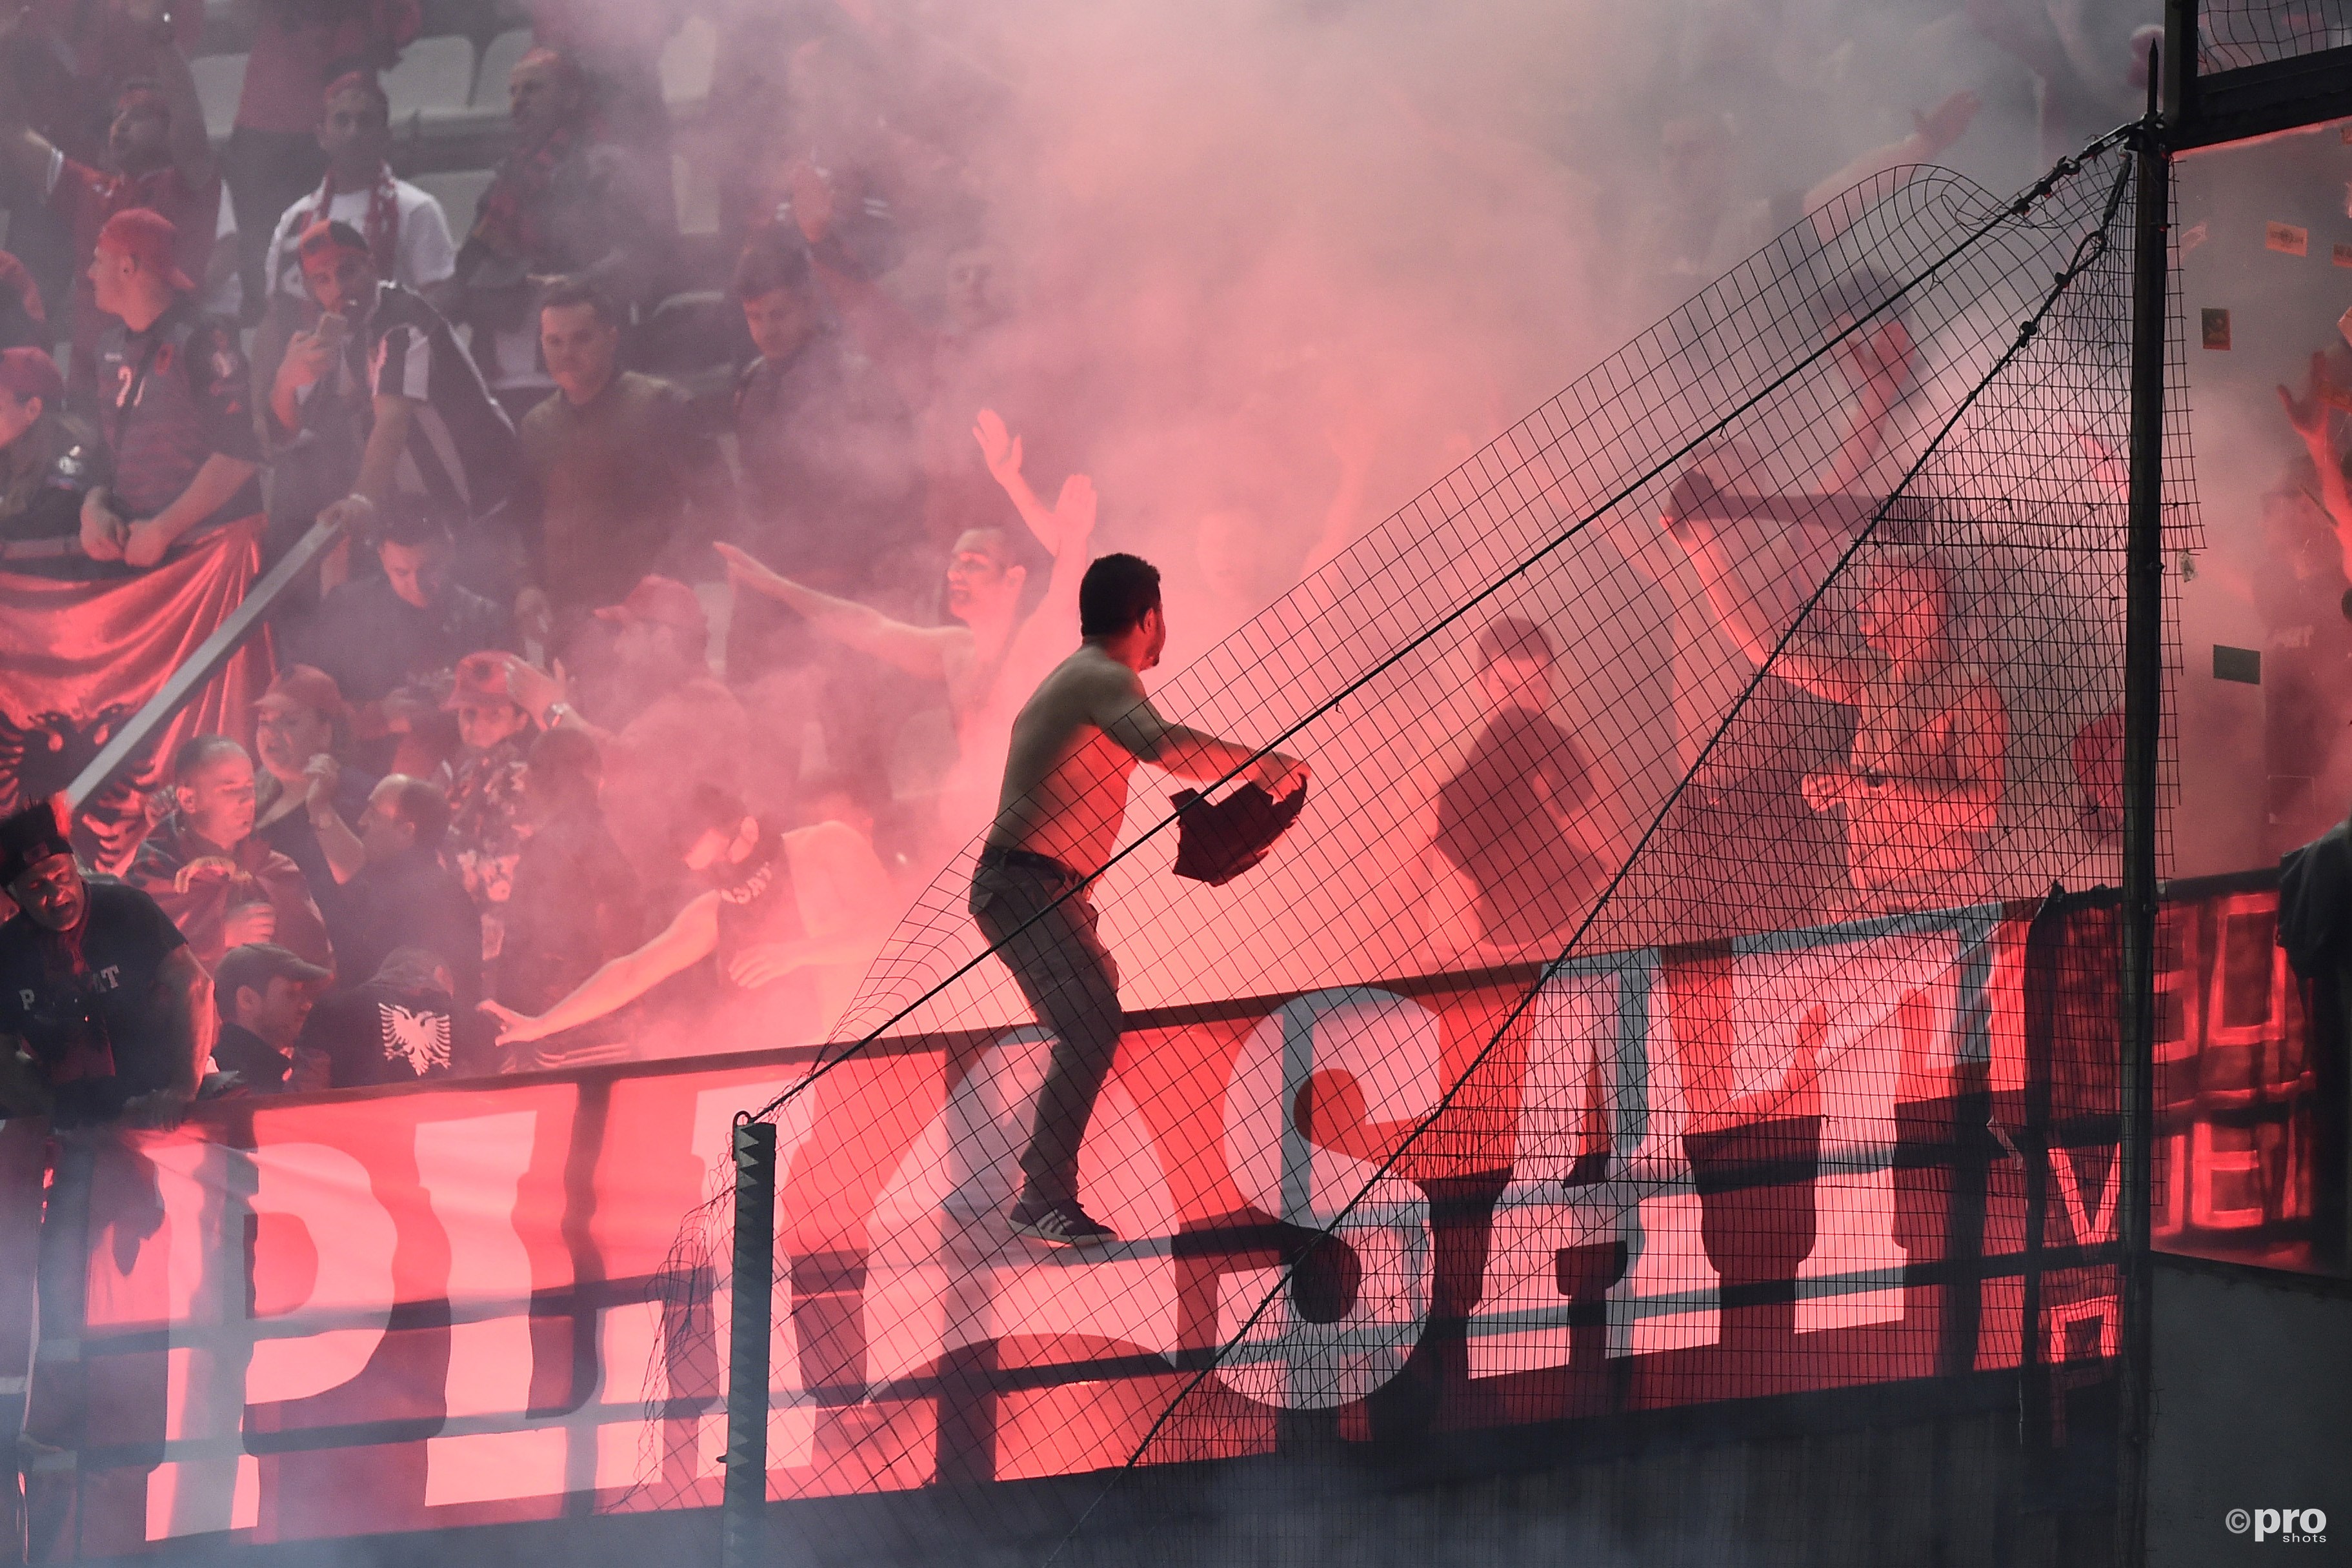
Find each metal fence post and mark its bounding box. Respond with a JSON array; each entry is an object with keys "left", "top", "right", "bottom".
[
  {"left": 2115, "top": 43, "right": 2172, "bottom": 1568},
  {"left": 722, "top": 1116, "right": 778, "bottom": 1568}
]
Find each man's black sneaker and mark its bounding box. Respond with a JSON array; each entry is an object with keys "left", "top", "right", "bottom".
[{"left": 1009, "top": 1197, "right": 1118, "bottom": 1248}]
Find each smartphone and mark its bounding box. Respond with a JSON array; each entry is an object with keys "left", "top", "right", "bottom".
[{"left": 315, "top": 312, "right": 349, "bottom": 347}]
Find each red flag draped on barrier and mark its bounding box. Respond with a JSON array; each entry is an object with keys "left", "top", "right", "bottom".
[{"left": 0, "top": 521, "right": 271, "bottom": 872}]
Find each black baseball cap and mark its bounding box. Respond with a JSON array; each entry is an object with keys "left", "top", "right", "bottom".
[
  {"left": 0, "top": 799, "right": 73, "bottom": 887},
  {"left": 216, "top": 943, "right": 332, "bottom": 1004}
]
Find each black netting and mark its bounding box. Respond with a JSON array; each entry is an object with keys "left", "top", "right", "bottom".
[
  {"left": 615, "top": 130, "right": 2194, "bottom": 1563},
  {"left": 2198, "top": 0, "right": 2352, "bottom": 72}
]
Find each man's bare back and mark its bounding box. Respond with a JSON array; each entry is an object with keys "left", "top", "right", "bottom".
[{"left": 989, "top": 642, "right": 1307, "bottom": 881}]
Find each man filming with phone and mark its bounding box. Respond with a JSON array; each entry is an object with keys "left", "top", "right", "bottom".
[{"left": 267, "top": 219, "right": 515, "bottom": 566}]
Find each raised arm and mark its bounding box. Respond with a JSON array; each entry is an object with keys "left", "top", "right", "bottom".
[
  {"left": 2279, "top": 353, "right": 2352, "bottom": 576},
  {"left": 1800, "top": 90, "right": 1980, "bottom": 244},
  {"left": 973, "top": 408, "right": 1060, "bottom": 554},
  {"left": 1091, "top": 663, "right": 1308, "bottom": 796},
  {"left": 0, "top": 12, "right": 54, "bottom": 192},
  {"left": 1299, "top": 400, "right": 1380, "bottom": 579},
  {"left": 717, "top": 541, "right": 961, "bottom": 680},
  {"left": 479, "top": 892, "right": 721, "bottom": 1045},
  {"left": 1661, "top": 471, "right": 1871, "bottom": 705},
  {"left": 144, "top": 32, "right": 217, "bottom": 190}
]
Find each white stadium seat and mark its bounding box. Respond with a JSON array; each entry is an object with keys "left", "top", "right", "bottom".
[
  {"left": 659, "top": 17, "right": 717, "bottom": 110},
  {"left": 674, "top": 154, "right": 719, "bottom": 237},
  {"left": 189, "top": 53, "right": 246, "bottom": 141},
  {"left": 383, "top": 34, "right": 477, "bottom": 125},
  {"left": 474, "top": 28, "right": 535, "bottom": 110}
]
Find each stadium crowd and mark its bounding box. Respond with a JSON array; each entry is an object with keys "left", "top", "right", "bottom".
[{"left": 0, "top": 0, "right": 2175, "bottom": 1118}]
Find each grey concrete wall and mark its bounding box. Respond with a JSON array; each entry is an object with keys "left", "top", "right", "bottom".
[{"left": 2147, "top": 1256, "right": 2352, "bottom": 1565}]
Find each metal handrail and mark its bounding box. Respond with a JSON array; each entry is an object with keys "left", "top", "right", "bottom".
[{"left": 61, "top": 517, "right": 339, "bottom": 812}]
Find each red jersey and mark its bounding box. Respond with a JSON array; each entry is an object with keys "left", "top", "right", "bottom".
[{"left": 46, "top": 151, "right": 219, "bottom": 404}]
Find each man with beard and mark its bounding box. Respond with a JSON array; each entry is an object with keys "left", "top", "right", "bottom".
[
  {"left": 130, "top": 736, "right": 334, "bottom": 974},
  {"left": 0, "top": 796, "right": 212, "bottom": 1559},
  {"left": 0, "top": 798, "right": 210, "bottom": 1127},
  {"left": 718, "top": 408, "right": 1093, "bottom": 843},
  {"left": 480, "top": 783, "right": 889, "bottom": 1057},
  {"left": 208, "top": 941, "right": 330, "bottom": 1093},
  {"left": 449, "top": 48, "right": 672, "bottom": 412},
  {"left": 265, "top": 217, "right": 515, "bottom": 578},
  {"left": 333, "top": 775, "right": 481, "bottom": 1009}
]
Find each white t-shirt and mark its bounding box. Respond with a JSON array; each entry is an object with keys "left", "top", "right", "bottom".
[{"left": 261, "top": 176, "right": 458, "bottom": 305}]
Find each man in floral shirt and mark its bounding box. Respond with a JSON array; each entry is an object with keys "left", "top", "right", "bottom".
[{"left": 433, "top": 652, "right": 535, "bottom": 965}]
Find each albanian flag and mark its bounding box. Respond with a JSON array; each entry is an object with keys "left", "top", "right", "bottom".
[{"left": 0, "top": 519, "right": 272, "bottom": 873}]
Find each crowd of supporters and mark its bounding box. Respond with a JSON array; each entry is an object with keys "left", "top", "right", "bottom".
[
  {"left": 0, "top": 0, "right": 2174, "bottom": 1112},
  {"left": 0, "top": 0, "right": 1034, "bottom": 1094}
]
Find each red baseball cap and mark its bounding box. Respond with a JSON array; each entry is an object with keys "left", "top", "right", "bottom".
[
  {"left": 95, "top": 208, "right": 195, "bottom": 294},
  {"left": 594, "top": 576, "right": 707, "bottom": 636},
  {"left": 252, "top": 664, "right": 349, "bottom": 723},
  {"left": 442, "top": 651, "right": 522, "bottom": 710},
  {"left": 0, "top": 347, "right": 63, "bottom": 409}
]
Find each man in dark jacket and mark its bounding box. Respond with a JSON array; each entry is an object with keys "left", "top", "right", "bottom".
[
  {"left": 299, "top": 945, "right": 493, "bottom": 1087},
  {"left": 494, "top": 725, "right": 639, "bottom": 1067},
  {"left": 210, "top": 941, "right": 330, "bottom": 1092},
  {"left": 333, "top": 774, "right": 482, "bottom": 1008},
  {"left": 129, "top": 735, "right": 334, "bottom": 974}
]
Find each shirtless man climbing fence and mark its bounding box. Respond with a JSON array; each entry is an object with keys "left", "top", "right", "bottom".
[{"left": 978, "top": 552, "right": 1306, "bottom": 1247}]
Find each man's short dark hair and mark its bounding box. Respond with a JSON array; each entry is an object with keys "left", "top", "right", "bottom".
[
  {"left": 114, "top": 77, "right": 169, "bottom": 121},
  {"left": 1476, "top": 614, "right": 1557, "bottom": 670},
  {"left": 374, "top": 945, "right": 452, "bottom": 993},
  {"left": 216, "top": 943, "right": 328, "bottom": 1010},
  {"left": 732, "top": 233, "right": 813, "bottom": 302},
  {"left": 322, "top": 69, "right": 391, "bottom": 118},
  {"left": 170, "top": 733, "right": 246, "bottom": 785},
  {"left": 1079, "top": 554, "right": 1161, "bottom": 639},
  {"left": 375, "top": 496, "right": 456, "bottom": 552},
  {"left": 672, "top": 782, "right": 750, "bottom": 853},
  {"left": 538, "top": 276, "right": 619, "bottom": 328},
  {"left": 383, "top": 775, "right": 451, "bottom": 850}
]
